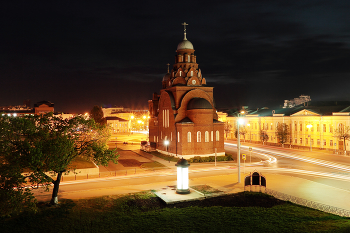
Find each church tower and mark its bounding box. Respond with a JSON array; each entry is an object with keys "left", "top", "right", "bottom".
[{"left": 148, "top": 23, "right": 224, "bottom": 159}]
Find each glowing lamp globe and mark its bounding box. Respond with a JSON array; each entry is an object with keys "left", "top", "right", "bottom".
[{"left": 176, "top": 158, "right": 190, "bottom": 194}]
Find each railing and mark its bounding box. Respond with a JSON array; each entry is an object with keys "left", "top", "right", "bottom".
[
  {"left": 59, "top": 168, "right": 167, "bottom": 182},
  {"left": 265, "top": 188, "right": 350, "bottom": 217}
]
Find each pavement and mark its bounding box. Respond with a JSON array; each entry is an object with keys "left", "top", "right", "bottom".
[{"left": 33, "top": 138, "right": 350, "bottom": 217}]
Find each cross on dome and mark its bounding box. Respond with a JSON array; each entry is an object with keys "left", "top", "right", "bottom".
[{"left": 182, "top": 22, "right": 188, "bottom": 40}]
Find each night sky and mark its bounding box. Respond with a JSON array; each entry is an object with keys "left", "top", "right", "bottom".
[{"left": 1, "top": 1, "right": 350, "bottom": 113}]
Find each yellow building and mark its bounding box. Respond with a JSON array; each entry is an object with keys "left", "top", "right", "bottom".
[{"left": 225, "top": 102, "right": 350, "bottom": 153}]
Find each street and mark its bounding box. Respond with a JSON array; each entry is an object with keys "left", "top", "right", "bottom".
[{"left": 32, "top": 137, "right": 350, "bottom": 213}]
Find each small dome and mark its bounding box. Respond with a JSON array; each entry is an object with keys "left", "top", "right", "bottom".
[
  {"left": 177, "top": 39, "right": 194, "bottom": 50},
  {"left": 176, "top": 158, "right": 190, "bottom": 167},
  {"left": 162, "top": 73, "right": 171, "bottom": 82},
  {"left": 187, "top": 98, "right": 212, "bottom": 110}
]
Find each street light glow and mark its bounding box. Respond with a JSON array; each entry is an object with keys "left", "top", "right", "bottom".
[{"left": 238, "top": 118, "right": 245, "bottom": 125}]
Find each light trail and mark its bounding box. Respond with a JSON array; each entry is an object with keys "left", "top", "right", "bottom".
[{"left": 225, "top": 142, "right": 350, "bottom": 172}]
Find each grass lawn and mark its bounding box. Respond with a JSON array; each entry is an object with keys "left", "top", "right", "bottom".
[
  {"left": 68, "top": 156, "right": 96, "bottom": 169},
  {"left": 1, "top": 191, "right": 350, "bottom": 233}
]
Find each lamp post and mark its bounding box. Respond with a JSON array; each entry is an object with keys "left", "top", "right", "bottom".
[
  {"left": 237, "top": 110, "right": 245, "bottom": 183},
  {"left": 247, "top": 123, "right": 251, "bottom": 143},
  {"left": 176, "top": 158, "right": 190, "bottom": 194},
  {"left": 164, "top": 140, "right": 170, "bottom": 162},
  {"left": 307, "top": 124, "right": 313, "bottom": 151}
]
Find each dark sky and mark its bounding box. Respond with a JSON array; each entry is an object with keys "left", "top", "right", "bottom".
[{"left": 1, "top": 0, "right": 350, "bottom": 113}]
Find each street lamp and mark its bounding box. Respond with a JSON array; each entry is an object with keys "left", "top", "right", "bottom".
[
  {"left": 164, "top": 140, "right": 170, "bottom": 162},
  {"left": 176, "top": 158, "right": 190, "bottom": 194},
  {"left": 307, "top": 124, "right": 313, "bottom": 151},
  {"left": 237, "top": 110, "right": 245, "bottom": 183}
]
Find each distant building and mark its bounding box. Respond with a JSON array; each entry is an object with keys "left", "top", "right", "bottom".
[
  {"left": 102, "top": 107, "right": 149, "bottom": 133},
  {"left": 148, "top": 23, "right": 225, "bottom": 159},
  {"left": 0, "top": 100, "right": 54, "bottom": 116},
  {"left": 284, "top": 95, "right": 311, "bottom": 108},
  {"left": 225, "top": 101, "right": 350, "bottom": 152}
]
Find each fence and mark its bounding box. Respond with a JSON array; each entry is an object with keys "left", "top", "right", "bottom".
[
  {"left": 265, "top": 188, "right": 350, "bottom": 217},
  {"left": 59, "top": 167, "right": 167, "bottom": 182}
]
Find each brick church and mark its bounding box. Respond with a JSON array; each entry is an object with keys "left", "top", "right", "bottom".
[{"left": 148, "top": 23, "right": 224, "bottom": 159}]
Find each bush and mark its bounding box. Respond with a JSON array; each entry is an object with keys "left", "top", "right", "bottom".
[{"left": 188, "top": 154, "right": 234, "bottom": 163}]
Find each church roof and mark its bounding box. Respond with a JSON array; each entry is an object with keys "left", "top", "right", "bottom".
[
  {"left": 187, "top": 98, "right": 212, "bottom": 110},
  {"left": 177, "top": 117, "right": 193, "bottom": 123}
]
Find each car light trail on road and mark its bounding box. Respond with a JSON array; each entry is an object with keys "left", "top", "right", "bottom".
[
  {"left": 260, "top": 167, "right": 350, "bottom": 182},
  {"left": 225, "top": 142, "right": 350, "bottom": 172}
]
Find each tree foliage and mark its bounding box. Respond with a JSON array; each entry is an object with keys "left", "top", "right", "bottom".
[
  {"left": 234, "top": 126, "right": 247, "bottom": 141},
  {"left": 224, "top": 122, "right": 232, "bottom": 139},
  {"left": 260, "top": 130, "right": 269, "bottom": 144},
  {"left": 334, "top": 125, "right": 350, "bottom": 151},
  {"left": 90, "top": 105, "right": 106, "bottom": 125},
  {"left": 275, "top": 123, "right": 290, "bottom": 147},
  {"left": 0, "top": 113, "right": 118, "bottom": 216}
]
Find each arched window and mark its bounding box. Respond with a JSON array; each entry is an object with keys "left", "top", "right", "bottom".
[
  {"left": 191, "top": 71, "right": 193, "bottom": 76},
  {"left": 187, "top": 132, "right": 191, "bottom": 143},
  {"left": 211, "top": 131, "right": 213, "bottom": 141},
  {"left": 197, "top": 131, "right": 201, "bottom": 142},
  {"left": 205, "top": 131, "right": 209, "bottom": 142},
  {"left": 188, "top": 55, "right": 190, "bottom": 62},
  {"left": 216, "top": 130, "right": 219, "bottom": 141},
  {"left": 180, "top": 71, "right": 182, "bottom": 76}
]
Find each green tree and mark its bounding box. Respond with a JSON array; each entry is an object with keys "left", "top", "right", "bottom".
[
  {"left": 334, "top": 124, "right": 350, "bottom": 152},
  {"left": 0, "top": 113, "right": 118, "bottom": 215},
  {"left": 260, "top": 130, "right": 269, "bottom": 145},
  {"left": 275, "top": 123, "right": 289, "bottom": 147},
  {"left": 90, "top": 105, "right": 106, "bottom": 125}
]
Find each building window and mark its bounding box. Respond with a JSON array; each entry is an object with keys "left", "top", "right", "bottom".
[
  {"left": 180, "top": 71, "right": 182, "bottom": 76},
  {"left": 294, "top": 122, "right": 297, "bottom": 131},
  {"left": 178, "top": 132, "right": 180, "bottom": 142},
  {"left": 211, "top": 131, "right": 213, "bottom": 141},
  {"left": 255, "top": 123, "right": 257, "bottom": 130},
  {"left": 187, "top": 132, "right": 191, "bottom": 143},
  {"left": 154, "top": 136, "right": 156, "bottom": 142},
  {"left": 330, "top": 140, "right": 333, "bottom": 146},
  {"left": 294, "top": 138, "right": 297, "bottom": 144},
  {"left": 205, "top": 131, "right": 209, "bottom": 142},
  {"left": 188, "top": 55, "right": 190, "bottom": 62},
  {"left": 157, "top": 136, "right": 158, "bottom": 142},
  {"left": 317, "top": 139, "right": 320, "bottom": 145},
  {"left": 323, "top": 124, "right": 326, "bottom": 132},
  {"left": 191, "top": 71, "right": 193, "bottom": 76},
  {"left": 216, "top": 130, "right": 219, "bottom": 141},
  {"left": 161, "top": 131, "right": 162, "bottom": 139},
  {"left": 171, "top": 132, "right": 172, "bottom": 141},
  {"left": 330, "top": 125, "right": 333, "bottom": 133},
  {"left": 270, "top": 123, "right": 273, "bottom": 130},
  {"left": 305, "top": 138, "right": 308, "bottom": 145},
  {"left": 197, "top": 131, "right": 201, "bottom": 142},
  {"left": 323, "top": 140, "right": 326, "bottom": 146},
  {"left": 300, "top": 138, "right": 302, "bottom": 144},
  {"left": 311, "top": 139, "right": 314, "bottom": 145},
  {"left": 317, "top": 124, "right": 320, "bottom": 132},
  {"left": 300, "top": 123, "right": 302, "bottom": 131}
]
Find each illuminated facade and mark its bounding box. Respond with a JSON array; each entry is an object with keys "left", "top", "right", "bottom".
[
  {"left": 226, "top": 101, "right": 350, "bottom": 152},
  {"left": 102, "top": 107, "right": 149, "bottom": 133},
  {"left": 148, "top": 23, "right": 225, "bottom": 159}
]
